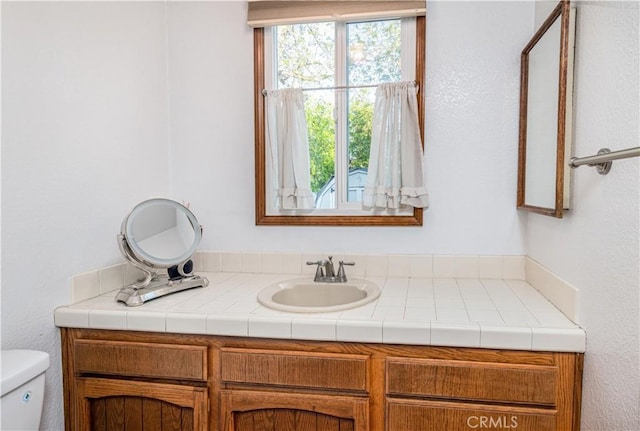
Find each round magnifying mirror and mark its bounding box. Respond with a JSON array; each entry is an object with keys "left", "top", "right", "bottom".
[
  {"left": 123, "top": 198, "right": 201, "bottom": 268},
  {"left": 116, "top": 198, "right": 208, "bottom": 306}
]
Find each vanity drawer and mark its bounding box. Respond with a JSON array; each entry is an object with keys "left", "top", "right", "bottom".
[
  {"left": 387, "top": 399, "right": 556, "bottom": 431},
  {"left": 386, "top": 357, "right": 557, "bottom": 405},
  {"left": 73, "top": 339, "right": 207, "bottom": 381},
  {"left": 220, "top": 348, "right": 369, "bottom": 392}
]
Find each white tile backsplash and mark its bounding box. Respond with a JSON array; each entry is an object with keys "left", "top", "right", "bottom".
[
  {"left": 241, "top": 252, "right": 262, "bottom": 273},
  {"left": 222, "top": 252, "right": 242, "bottom": 272},
  {"left": 71, "top": 271, "right": 101, "bottom": 303},
  {"left": 281, "top": 253, "right": 302, "bottom": 274},
  {"left": 98, "top": 264, "right": 124, "bottom": 294},
  {"left": 260, "top": 253, "right": 282, "bottom": 274},
  {"left": 202, "top": 252, "right": 222, "bottom": 272},
  {"left": 478, "top": 256, "right": 503, "bottom": 279},
  {"left": 191, "top": 252, "right": 203, "bottom": 272},
  {"left": 70, "top": 253, "right": 531, "bottom": 304},
  {"left": 409, "top": 255, "right": 433, "bottom": 278},
  {"left": 454, "top": 256, "right": 479, "bottom": 278},
  {"left": 387, "top": 255, "right": 411, "bottom": 277},
  {"left": 124, "top": 263, "right": 146, "bottom": 286},
  {"left": 524, "top": 258, "right": 579, "bottom": 321},
  {"left": 63, "top": 252, "right": 582, "bottom": 351},
  {"left": 433, "top": 255, "right": 456, "bottom": 278},
  {"left": 503, "top": 256, "right": 526, "bottom": 279}
]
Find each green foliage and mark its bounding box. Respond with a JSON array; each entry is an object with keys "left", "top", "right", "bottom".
[
  {"left": 305, "top": 96, "right": 374, "bottom": 193},
  {"left": 305, "top": 100, "right": 335, "bottom": 192},
  {"left": 348, "top": 98, "right": 374, "bottom": 171},
  {"left": 276, "top": 19, "right": 401, "bottom": 195}
]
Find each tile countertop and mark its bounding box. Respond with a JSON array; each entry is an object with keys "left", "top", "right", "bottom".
[{"left": 54, "top": 272, "right": 586, "bottom": 352}]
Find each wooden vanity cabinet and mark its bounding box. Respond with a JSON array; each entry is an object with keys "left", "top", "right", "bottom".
[
  {"left": 76, "top": 377, "right": 208, "bottom": 430},
  {"left": 61, "top": 328, "right": 583, "bottom": 431},
  {"left": 384, "top": 354, "right": 582, "bottom": 431},
  {"left": 218, "top": 347, "right": 370, "bottom": 430},
  {"left": 62, "top": 333, "right": 209, "bottom": 431}
]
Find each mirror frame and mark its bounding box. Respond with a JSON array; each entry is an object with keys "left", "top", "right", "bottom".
[
  {"left": 517, "top": 0, "right": 574, "bottom": 218},
  {"left": 116, "top": 198, "right": 208, "bottom": 307},
  {"left": 122, "top": 198, "right": 202, "bottom": 268},
  {"left": 253, "top": 16, "right": 426, "bottom": 226}
]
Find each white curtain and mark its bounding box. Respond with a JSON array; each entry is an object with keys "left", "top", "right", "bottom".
[
  {"left": 363, "top": 82, "right": 428, "bottom": 209},
  {"left": 265, "top": 88, "right": 314, "bottom": 209}
]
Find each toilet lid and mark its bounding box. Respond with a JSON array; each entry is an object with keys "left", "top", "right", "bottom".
[{"left": 1, "top": 350, "right": 50, "bottom": 396}]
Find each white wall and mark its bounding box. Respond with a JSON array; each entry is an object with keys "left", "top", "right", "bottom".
[
  {"left": 168, "top": 1, "right": 533, "bottom": 256},
  {"left": 526, "top": 2, "right": 640, "bottom": 430},
  {"left": 3, "top": 1, "right": 638, "bottom": 430},
  {"left": 1, "top": 2, "right": 171, "bottom": 429}
]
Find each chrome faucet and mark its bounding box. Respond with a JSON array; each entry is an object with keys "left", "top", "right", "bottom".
[{"left": 306, "top": 256, "right": 355, "bottom": 283}]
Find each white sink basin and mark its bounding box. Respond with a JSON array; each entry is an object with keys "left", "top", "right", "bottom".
[{"left": 257, "top": 278, "right": 380, "bottom": 313}]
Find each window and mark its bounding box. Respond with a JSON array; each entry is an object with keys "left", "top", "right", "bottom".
[{"left": 253, "top": 8, "right": 425, "bottom": 226}]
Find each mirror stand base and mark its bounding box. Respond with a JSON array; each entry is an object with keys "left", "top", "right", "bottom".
[{"left": 115, "top": 275, "right": 209, "bottom": 307}]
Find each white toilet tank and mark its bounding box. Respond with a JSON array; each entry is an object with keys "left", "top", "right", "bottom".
[{"left": 1, "top": 350, "right": 50, "bottom": 431}]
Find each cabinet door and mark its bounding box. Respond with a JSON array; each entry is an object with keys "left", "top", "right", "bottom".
[
  {"left": 387, "top": 399, "right": 556, "bottom": 431},
  {"left": 221, "top": 390, "right": 369, "bottom": 431},
  {"left": 76, "top": 377, "right": 208, "bottom": 431}
]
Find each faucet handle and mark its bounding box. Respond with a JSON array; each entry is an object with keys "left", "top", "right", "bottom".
[
  {"left": 307, "top": 260, "right": 328, "bottom": 281},
  {"left": 336, "top": 261, "right": 355, "bottom": 282}
]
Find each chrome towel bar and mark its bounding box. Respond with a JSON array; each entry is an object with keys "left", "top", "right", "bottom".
[{"left": 569, "top": 146, "right": 640, "bottom": 175}]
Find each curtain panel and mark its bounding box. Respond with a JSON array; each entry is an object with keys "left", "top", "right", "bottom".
[
  {"left": 363, "top": 82, "right": 428, "bottom": 209},
  {"left": 265, "top": 89, "right": 315, "bottom": 210}
]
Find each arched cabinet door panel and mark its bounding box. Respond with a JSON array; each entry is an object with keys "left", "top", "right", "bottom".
[
  {"left": 76, "top": 377, "right": 208, "bottom": 431},
  {"left": 220, "top": 389, "right": 369, "bottom": 431}
]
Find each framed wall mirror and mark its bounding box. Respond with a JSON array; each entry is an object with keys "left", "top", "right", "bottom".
[{"left": 517, "top": 0, "right": 576, "bottom": 218}]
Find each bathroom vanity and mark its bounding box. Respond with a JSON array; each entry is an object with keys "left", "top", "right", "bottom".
[
  {"left": 56, "top": 271, "right": 585, "bottom": 431},
  {"left": 61, "top": 329, "right": 582, "bottom": 431}
]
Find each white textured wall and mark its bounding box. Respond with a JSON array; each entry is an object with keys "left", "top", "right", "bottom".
[
  {"left": 168, "top": 1, "right": 533, "bottom": 256},
  {"left": 3, "top": 1, "right": 638, "bottom": 430},
  {"left": 1, "top": 2, "right": 171, "bottom": 429},
  {"left": 526, "top": 2, "right": 640, "bottom": 430}
]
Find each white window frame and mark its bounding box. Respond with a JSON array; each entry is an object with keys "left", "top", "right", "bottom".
[{"left": 264, "top": 18, "right": 417, "bottom": 217}]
